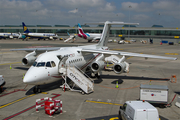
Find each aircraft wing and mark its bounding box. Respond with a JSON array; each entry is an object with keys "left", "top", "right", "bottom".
[
  {"left": 81, "top": 49, "right": 177, "bottom": 60},
  {"left": 11, "top": 47, "right": 61, "bottom": 52}
]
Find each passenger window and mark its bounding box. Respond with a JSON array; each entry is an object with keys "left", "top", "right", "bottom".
[
  {"left": 46, "top": 62, "right": 51, "bottom": 67},
  {"left": 51, "top": 61, "right": 56, "bottom": 67},
  {"left": 33, "top": 62, "right": 37, "bottom": 67},
  {"left": 37, "top": 62, "right": 45, "bottom": 67}
]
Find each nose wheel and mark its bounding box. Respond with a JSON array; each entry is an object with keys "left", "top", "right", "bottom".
[{"left": 33, "top": 85, "right": 41, "bottom": 93}]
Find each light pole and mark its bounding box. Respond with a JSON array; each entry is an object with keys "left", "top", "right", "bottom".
[
  {"left": 76, "top": 8, "right": 78, "bottom": 35},
  {"left": 128, "top": 5, "right": 132, "bottom": 40}
]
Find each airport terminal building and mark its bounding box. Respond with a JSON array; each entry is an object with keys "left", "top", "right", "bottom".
[{"left": 0, "top": 24, "right": 180, "bottom": 40}]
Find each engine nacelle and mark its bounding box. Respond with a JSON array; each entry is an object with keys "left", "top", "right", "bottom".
[
  {"left": 22, "top": 56, "right": 36, "bottom": 66},
  {"left": 49, "top": 36, "right": 53, "bottom": 40},
  {"left": 91, "top": 61, "right": 104, "bottom": 73},
  {"left": 22, "top": 51, "right": 36, "bottom": 66},
  {"left": 9, "top": 35, "right": 13, "bottom": 39},
  {"left": 113, "top": 62, "right": 126, "bottom": 74}
]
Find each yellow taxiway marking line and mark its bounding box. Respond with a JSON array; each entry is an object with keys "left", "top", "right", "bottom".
[
  {"left": 41, "top": 92, "right": 48, "bottom": 94},
  {"left": 111, "top": 49, "right": 124, "bottom": 50},
  {"left": 0, "top": 94, "right": 35, "bottom": 109},
  {"left": 0, "top": 51, "right": 17, "bottom": 54},
  {"left": 165, "top": 53, "right": 179, "bottom": 55},
  {"left": 127, "top": 53, "right": 143, "bottom": 59},
  {"left": 85, "top": 100, "right": 123, "bottom": 106},
  {"left": 0, "top": 62, "right": 21, "bottom": 66}
]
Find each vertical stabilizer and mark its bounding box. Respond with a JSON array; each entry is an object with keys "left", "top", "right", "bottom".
[
  {"left": 97, "top": 21, "right": 111, "bottom": 47},
  {"left": 78, "top": 23, "right": 84, "bottom": 34},
  {"left": 96, "top": 21, "right": 139, "bottom": 47},
  {"left": 22, "top": 22, "right": 30, "bottom": 33}
]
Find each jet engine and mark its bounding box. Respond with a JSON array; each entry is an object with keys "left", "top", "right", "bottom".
[
  {"left": 91, "top": 61, "right": 104, "bottom": 73},
  {"left": 113, "top": 62, "right": 126, "bottom": 74},
  {"left": 49, "top": 36, "right": 53, "bottom": 40},
  {"left": 22, "top": 51, "right": 36, "bottom": 66}
]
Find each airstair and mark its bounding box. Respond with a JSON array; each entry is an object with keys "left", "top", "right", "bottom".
[{"left": 59, "top": 57, "right": 94, "bottom": 94}]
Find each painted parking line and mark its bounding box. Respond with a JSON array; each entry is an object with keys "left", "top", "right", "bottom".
[
  {"left": 0, "top": 91, "right": 48, "bottom": 109},
  {"left": 111, "top": 49, "right": 124, "bottom": 50},
  {"left": 0, "top": 94, "right": 35, "bottom": 109},
  {"left": 3, "top": 94, "right": 61, "bottom": 120},
  {"left": 165, "top": 53, "right": 179, "bottom": 55},
  {"left": 127, "top": 53, "right": 143, "bottom": 59},
  {"left": 0, "top": 62, "right": 21, "bottom": 66},
  {"left": 0, "top": 89, "right": 26, "bottom": 97},
  {"left": 85, "top": 100, "right": 123, "bottom": 106}
]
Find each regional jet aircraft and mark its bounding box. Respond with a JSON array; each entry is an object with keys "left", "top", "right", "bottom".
[
  {"left": 12, "top": 21, "right": 177, "bottom": 93},
  {"left": 65, "top": 23, "right": 101, "bottom": 43},
  {"left": 22, "top": 22, "right": 59, "bottom": 40}
]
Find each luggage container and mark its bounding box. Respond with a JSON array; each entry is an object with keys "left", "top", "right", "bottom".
[{"left": 140, "top": 84, "right": 168, "bottom": 107}]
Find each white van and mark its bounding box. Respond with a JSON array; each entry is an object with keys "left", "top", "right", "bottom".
[{"left": 119, "top": 101, "right": 159, "bottom": 120}]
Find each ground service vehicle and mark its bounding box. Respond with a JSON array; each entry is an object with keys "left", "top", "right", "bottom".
[
  {"left": 0, "top": 75, "right": 5, "bottom": 92},
  {"left": 119, "top": 101, "right": 159, "bottom": 120}
]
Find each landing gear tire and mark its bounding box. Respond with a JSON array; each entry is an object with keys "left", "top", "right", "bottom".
[
  {"left": 81, "top": 91, "right": 85, "bottom": 95},
  {"left": 37, "top": 88, "right": 41, "bottom": 93},
  {"left": 95, "top": 73, "right": 100, "bottom": 79},
  {"left": 119, "top": 111, "right": 122, "bottom": 120},
  {"left": 33, "top": 86, "right": 41, "bottom": 93}
]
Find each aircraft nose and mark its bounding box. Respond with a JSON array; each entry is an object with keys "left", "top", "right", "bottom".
[
  {"left": 23, "top": 70, "right": 35, "bottom": 84},
  {"left": 23, "top": 67, "right": 38, "bottom": 85}
]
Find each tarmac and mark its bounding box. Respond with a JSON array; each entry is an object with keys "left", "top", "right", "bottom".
[{"left": 0, "top": 38, "right": 180, "bottom": 120}]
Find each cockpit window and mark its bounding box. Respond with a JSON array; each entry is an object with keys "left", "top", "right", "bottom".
[
  {"left": 51, "top": 61, "right": 56, "bottom": 67},
  {"left": 37, "top": 62, "right": 45, "bottom": 67},
  {"left": 33, "top": 62, "right": 37, "bottom": 67},
  {"left": 46, "top": 62, "right": 51, "bottom": 67}
]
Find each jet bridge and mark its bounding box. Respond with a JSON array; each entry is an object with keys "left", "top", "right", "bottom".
[{"left": 59, "top": 57, "right": 94, "bottom": 94}]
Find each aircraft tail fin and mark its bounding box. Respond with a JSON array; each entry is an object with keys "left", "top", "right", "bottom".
[
  {"left": 67, "top": 32, "right": 70, "bottom": 36},
  {"left": 22, "top": 22, "right": 30, "bottom": 33},
  {"left": 78, "top": 23, "right": 84, "bottom": 34},
  {"left": 85, "top": 21, "right": 139, "bottom": 47}
]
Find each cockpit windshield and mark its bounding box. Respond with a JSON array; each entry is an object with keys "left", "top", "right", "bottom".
[
  {"left": 33, "top": 62, "right": 37, "bottom": 67},
  {"left": 37, "top": 62, "right": 45, "bottom": 67},
  {"left": 33, "top": 61, "right": 56, "bottom": 67},
  {"left": 46, "top": 62, "right": 51, "bottom": 67}
]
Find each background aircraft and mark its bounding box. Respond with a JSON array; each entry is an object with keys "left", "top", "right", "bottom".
[
  {"left": 12, "top": 21, "right": 177, "bottom": 93},
  {"left": 0, "top": 33, "right": 19, "bottom": 39},
  {"left": 22, "top": 22, "right": 59, "bottom": 40},
  {"left": 65, "top": 23, "right": 101, "bottom": 43}
]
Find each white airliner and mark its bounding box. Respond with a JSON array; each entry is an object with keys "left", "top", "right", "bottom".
[
  {"left": 12, "top": 21, "right": 177, "bottom": 93},
  {"left": 65, "top": 23, "right": 101, "bottom": 43},
  {"left": 0, "top": 33, "right": 19, "bottom": 39},
  {"left": 22, "top": 22, "right": 59, "bottom": 40}
]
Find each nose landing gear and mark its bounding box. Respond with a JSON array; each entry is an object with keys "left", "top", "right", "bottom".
[{"left": 33, "top": 85, "right": 41, "bottom": 93}]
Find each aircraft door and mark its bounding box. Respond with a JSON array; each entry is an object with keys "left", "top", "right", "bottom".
[{"left": 58, "top": 56, "right": 68, "bottom": 74}]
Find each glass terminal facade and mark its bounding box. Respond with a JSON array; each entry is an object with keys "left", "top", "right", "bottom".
[{"left": 0, "top": 25, "right": 179, "bottom": 39}]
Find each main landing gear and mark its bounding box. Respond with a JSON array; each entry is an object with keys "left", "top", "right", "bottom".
[{"left": 33, "top": 85, "right": 41, "bottom": 93}]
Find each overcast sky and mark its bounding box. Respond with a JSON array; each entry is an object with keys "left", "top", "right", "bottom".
[{"left": 0, "top": 0, "right": 179, "bottom": 27}]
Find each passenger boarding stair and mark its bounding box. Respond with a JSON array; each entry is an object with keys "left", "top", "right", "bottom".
[{"left": 59, "top": 61, "right": 94, "bottom": 94}]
